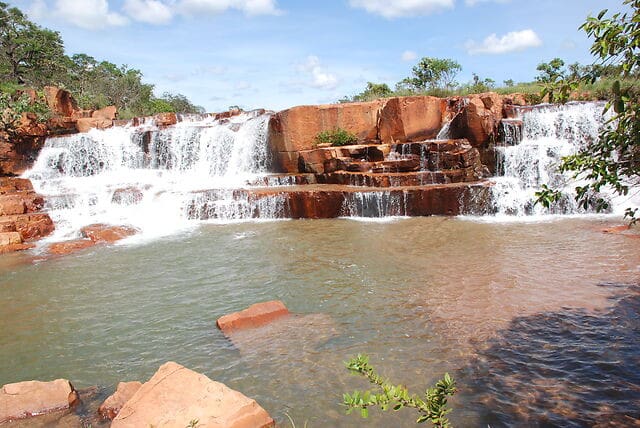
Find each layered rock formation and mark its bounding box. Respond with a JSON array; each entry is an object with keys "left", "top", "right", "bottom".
[{"left": 0, "top": 177, "right": 54, "bottom": 253}]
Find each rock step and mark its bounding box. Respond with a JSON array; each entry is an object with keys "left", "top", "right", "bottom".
[
  {"left": 186, "top": 181, "right": 493, "bottom": 219},
  {"left": 317, "top": 169, "right": 479, "bottom": 187}
]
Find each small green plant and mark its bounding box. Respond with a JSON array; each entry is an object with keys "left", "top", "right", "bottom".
[
  {"left": 314, "top": 128, "right": 358, "bottom": 147},
  {"left": 186, "top": 419, "right": 199, "bottom": 428},
  {"left": 343, "top": 354, "right": 456, "bottom": 427}
]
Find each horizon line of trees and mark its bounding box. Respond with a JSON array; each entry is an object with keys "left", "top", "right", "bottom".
[{"left": 0, "top": 2, "right": 204, "bottom": 119}]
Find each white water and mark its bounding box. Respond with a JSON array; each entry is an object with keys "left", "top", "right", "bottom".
[
  {"left": 24, "top": 112, "right": 280, "bottom": 242},
  {"left": 490, "top": 102, "right": 632, "bottom": 217}
]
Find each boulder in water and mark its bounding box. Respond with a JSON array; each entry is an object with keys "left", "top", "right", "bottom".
[
  {"left": 217, "top": 300, "right": 290, "bottom": 333},
  {"left": 98, "top": 381, "right": 142, "bottom": 420},
  {"left": 111, "top": 362, "right": 274, "bottom": 428},
  {"left": 80, "top": 224, "right": 138, "bottom": 243},
  {"left": 48, "top": 239, "right": 96, "bottom": 256},
  {"left": 0, "top": 379, "right": 79, "bottom": 423}
]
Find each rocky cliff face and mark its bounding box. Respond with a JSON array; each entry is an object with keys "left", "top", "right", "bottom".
[{"left": 268, "top": 92, "right": 527, "bottom": 173}]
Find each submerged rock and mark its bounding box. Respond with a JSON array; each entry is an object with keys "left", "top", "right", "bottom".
[
  {"left": 98, "top": 381, "right": 142, "bottom": 420},
  {"left": 217, "top": 300, "right": 290, "bottom": 333},
  {"left": 80, "top": 224, "right": 138, "bottom": 243},
  {"left": 0, "top": 379, "right": 79, "bottom": 423},
  {"left": 111, "top": 362, "right": 274, "bottom": 428},
  {"left": 47, "top": 239, "right": 96, "bottom": 256}
]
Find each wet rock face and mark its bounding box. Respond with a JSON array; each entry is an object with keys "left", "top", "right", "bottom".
[
  {"left": 111, "top": 362, "right": 275, "bottom": 428},
  {"left": 0, "top": 379, "right": 79, "bottom": 423},
  {"left": 80, "top": 224, "right": 138, "bottom": 243}
]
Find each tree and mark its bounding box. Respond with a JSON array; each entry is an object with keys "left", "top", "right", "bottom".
[
  {"left": 398, "top": 57, "right": 462, "bottom": 92},
  {"left": 0, "top": 2, "right": 65, "bottom": 87},
  {"left": 503, "top": 79, "right": 515, "bottom": 87},
  {"left": 158, "top": 92, "right": 205, "bottom": 114},
  {"left": 536, "top": 0, "right": 640, "bottom": 222}
]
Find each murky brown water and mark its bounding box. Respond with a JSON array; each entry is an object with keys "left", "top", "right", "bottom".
[{"left": 1, "top": 216, "right": 639, "bottom": 426}]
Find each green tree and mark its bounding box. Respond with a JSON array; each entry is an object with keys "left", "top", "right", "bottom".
[
  {"left": 158, "top": 92, "right": 205, "bottom": 114},
  {"left": 398, "top": 57, "right": 462, "bottom": 92},
  {"left": 536, "top": 0, "right": 640, "bottom": 222},
  {"left": 0, "top": 2, "right": 65, "bottom": 86}
]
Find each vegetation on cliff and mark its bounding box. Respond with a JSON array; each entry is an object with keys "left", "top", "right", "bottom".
[{"left": 0, "top": 2, "right": 203, "bottom": 119}]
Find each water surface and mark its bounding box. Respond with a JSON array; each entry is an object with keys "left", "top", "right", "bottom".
[{"left": 1, "top": 217, "right": 639, "bottom": 426}]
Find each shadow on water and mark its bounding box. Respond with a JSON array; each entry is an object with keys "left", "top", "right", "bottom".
[{"left": 457, "top": 284, "right": 640, "bottom": 427}]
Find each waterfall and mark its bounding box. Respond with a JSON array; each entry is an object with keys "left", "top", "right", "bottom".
[
  {"left": 491, "top": 102, "right": 614, "bottom": 216},
  {"left": 24, "top": 112, "right": 281, "bottom": 242}
]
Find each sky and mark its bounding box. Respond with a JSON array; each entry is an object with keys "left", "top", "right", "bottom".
[{"left": 8, "top": 0, "right": 625, "bottom": 112}]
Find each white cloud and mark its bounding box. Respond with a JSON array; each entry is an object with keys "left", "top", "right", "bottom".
[
  {"left": 27, "top": 0, "right": 48, "bottom": 20},
  {"left": 465, "top": 29, "right": 542, "bottom": 55},
  {"left": 178, "top": 0, "right": 282, "bottom": 16},
  {"left": 123, "top": 0, "right": 173, "bottom": 24},
  {"left": 465, "top": 0, "right": 510, "bottom": 5},
  {"left": 349, "top": 0, "right": 454, "bottom": 18},
  {"left": 297, "top": 56, "right": 339, "bottom": 90},
  {"left": 235, "top": 81, "right": 252, "bottom": 90},
  {"left": 53, "top": 0, "right": 128, "bottom": 29},
  {"left": 401, "top": 50, "right": 417, "bottom": 62}
]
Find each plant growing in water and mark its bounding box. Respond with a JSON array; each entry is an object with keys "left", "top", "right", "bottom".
[
  {"left": 343, "top": 354, "right": 456, "bottom": 427},
  {"left": 314, "top": 128, "right": 358, "bottom": 147}
]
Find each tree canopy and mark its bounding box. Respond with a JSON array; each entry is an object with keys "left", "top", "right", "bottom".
[{"left": 0, "top": 2, "right": 203, "bottom": 118}]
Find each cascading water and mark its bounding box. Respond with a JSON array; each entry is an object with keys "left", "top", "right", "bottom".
[
  {"left": 24, "top": 111, "right": 282, "bottom": 242},
  {"left": 491, "top": 102, "right": 618, "bottom": 216}
]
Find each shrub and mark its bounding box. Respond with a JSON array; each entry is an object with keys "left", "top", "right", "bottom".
[
  {"left": 315, "top": 128, "right": 358, "bottom": 147},
  {"left": 343, "top": 354, "right": 456, "bottom": 427}
]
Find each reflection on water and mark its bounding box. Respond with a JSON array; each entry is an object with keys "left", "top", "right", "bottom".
[{"left": 0, "top": 217, "right": 639, "bottom": 426}]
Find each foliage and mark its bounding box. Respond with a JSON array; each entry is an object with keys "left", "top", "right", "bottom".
[
  {"left": 0, "top": 91, "right": 49, "bottom": 138},
  {"left": 0, "top": 3, "right": 202, "bottom": 119},
  {"left": 0, "top": 2, "right": 65, "bottom": 87},
  {"left": 398, "top": 57, "right": 462, "bottom": 92},
  {"left": 315, "top": 128, "right": 358, "bottom": 147},
  {"left": 340, "top": 82, "right": 393, "bottom": 103},
  {"left": 535, "top": 58, "right": 579, "bottom": 103},
  {"left": 343, "top": 354, "right": 456, "bottom": 427},
  {"left": 536, "top": 0, "right": 640, "bottom": 223}
]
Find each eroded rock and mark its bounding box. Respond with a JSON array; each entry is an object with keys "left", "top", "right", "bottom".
[
  {"left": 80, "top": 224, "right": 138, "bottom": 243},
  {"left": 47, "top": 239, "right": 96, "bottom": 256},
  {"left": 217, "top": 300, "right": 290, "bottom": 333},
  {"left": 98, "top": 381, "right": 142, "bottom": 420},
  {"left": 111, "top": 362, "right": 274, "bottom": 428},
  {"left": 0, "top": 379, "right": 79, "bottom": 423}
]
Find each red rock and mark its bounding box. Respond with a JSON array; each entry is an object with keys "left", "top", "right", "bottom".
[
  {"left": 449, "top": 92, "right": 505, "bottom": 148},
  {"left": 153, "top": 112, "right": 177, "bottom": 127},
  {"left": 0, "top": 379, "right": 79, "bottom": 423},
  {"left": 111, "top": 362, "right": 274, "bottom": 428},
  {"left": 92, "top": 106, "right": 118, "bottom": 121},
  {"left": 111, "top": 187, "right": 144, "bottom": 205},
  {"left": 76, "top": 117, "right": 113, "bottom": 133},
  {"left": 379, "top": 96, "right": 446, "bottom": 143},
  {"left": 80, "top": 224, "right": 138, "bottom": 243},
  {"left": 17, "top": 112, "right": 48, "bottom": 137},
  {"left": 602, "top": 225, "right": 630, "bottom": 234},
  {"left": 13, "top": 213, "right": 55, "bottom": 241},
  {"left": 98, "top": 381, "right": 142, "bottom": 420},
  {"left": 0, "top": 177, "right": 34, "bottom": 192},
  {"left": 43, "top": 86, "right": 78, "bottom": 117},
  {"left": 0, "top": 243, "right": 35, "bottom": 254},
  {"left": 0, "top": 231, "right": 22, "bottom": 246},
  {"left": 217, "top": 300, "right": 290, "bottom": 333},
  {"left": 0, "top": 195, "right": 26, "bottom": 215},
  {"left": 48, "top": 239, "right": 96, "bottom": 256}
]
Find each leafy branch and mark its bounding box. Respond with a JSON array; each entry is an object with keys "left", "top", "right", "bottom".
[{"left": 343, "top": 354, "right": 456, "bottom": 427}]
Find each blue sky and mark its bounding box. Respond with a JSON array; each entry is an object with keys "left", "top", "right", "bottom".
[{"left": 9, "top": 0, "right": 623, "bottom": 112}]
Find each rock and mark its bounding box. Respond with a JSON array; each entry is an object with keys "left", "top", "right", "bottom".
[
  {"left": 111, "top": 362, "right": 274, "bottom": 428},
  {"left": 153, "top": 112, "right": 177, "bottom": 127},
  {"left": 48, "top": 239, "right": 96, "bottom": 256},
  {"left": 217, "top": 300, "right": 290, "bottom": 333},
  {"left": 378, "top": 96, "right": 446, "bottom": 143},
  {"left": 98, "top": 381, "right": 142, "bottom": 420},
  {"left": 92, "top": 106, "right": 118, "bottom": 121},
  {"left": 0, "top": 231, "right": 22, "bottom": 246},
  {"left": 17, "top": 112, "right": 48, "bottom": 137},
  {"left": 80, "top": 224, "right": 138, "bottom": 243},
  {"left": 449, "top": 92, "right": 505, "bottom": 148},
  {"left": 12, "top": 213, "right": 55, "bottom": 241},
  {"left": 0, "top": 379, "right": 79, "bottom": 423},
  {"left": 76, "top": 117, "right": 113, "bottom": 133},
  {"left": 111, "top": 187, "right": 144, "bottom": 205},
  {"left": 0, "top": 195, "right": 26, "bottom": 215},
  {"left": 43, "top": 87, "right": 78, "bottom": 117}
]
